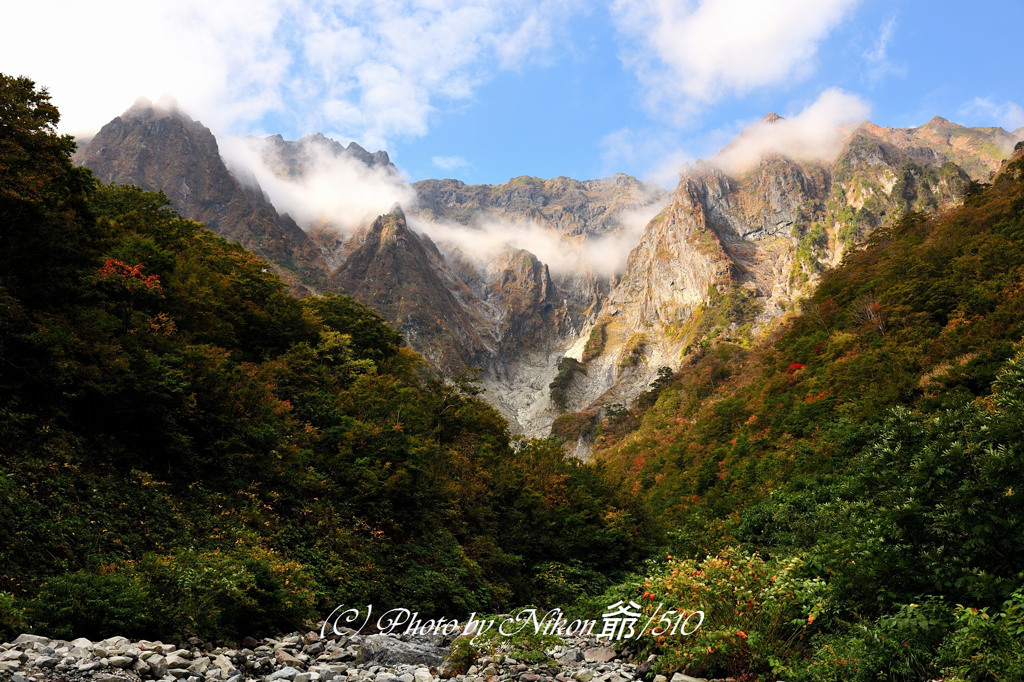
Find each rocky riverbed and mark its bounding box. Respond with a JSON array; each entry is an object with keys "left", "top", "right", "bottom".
[{"left": 0, "top": 630, "right": 732, "bottom": 682}]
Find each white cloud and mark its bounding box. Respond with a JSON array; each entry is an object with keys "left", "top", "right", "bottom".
[
  {"left": 408, "top": 198, "right": 666, "bottom": 278},
  {"left": 432, "top": 155, "right": 472, "bottom": 171},
  {"left": 3, "top": 0, "right": 575, "bottom": 147},
  {"left": 610, "top": 0, "right": 862, "bottom": 118},
  {"left": 862, "top": 14, "right": 905, "bottom": 85},
  {"left": 221, "top": 134, "right": 417, "bottom": 233},
  {"left": 961, "top": 98, "right": 1024, "bottom": 132},
  {"left": 712, "top": 89, "right": 872, "bottom": 174}
]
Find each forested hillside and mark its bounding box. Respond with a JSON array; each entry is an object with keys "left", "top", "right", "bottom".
[{"left": 0, "top": 75, "right": 654, "bottom": 641}]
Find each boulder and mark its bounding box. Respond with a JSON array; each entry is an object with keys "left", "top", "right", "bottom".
[{"left": 358, "top": 636, "right": 446, "bottom": 667}]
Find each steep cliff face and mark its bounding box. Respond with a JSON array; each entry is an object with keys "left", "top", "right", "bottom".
[
  {"left": 331, "top": 206, "right": 493, "bottom": 373},
  {"left": 74, "top": 101, "right": 327, "bottom": 290},
  {"left": 609, "top": 171, "right": 734, "bottom": 328},
  {"left": 235, "top": 132, "right": 407, "bottom": 272},
  {"left": 259, "top": 133, "right": 397, "bottom": 176},
  {"left": 412, "top": 173, "right": 667, "bottom": 335},
  {"left": 482, "top": 249, "right": 566, "bottom": 356},
  {"left": 414, "top": 173, "right": 666, "bottom": 237},
  {"left": 410, "top": 173, "right": 668, "bottom": 432},
  {"left": 548, "top": 119, "right": 1001, "bottom": 428},
  {"left": 864, "top": 116, "right": 1021, "bottom": 181}
]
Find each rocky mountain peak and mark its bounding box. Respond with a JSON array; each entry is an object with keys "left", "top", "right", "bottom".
[
  {"left": 763, "top": 112, "right": 783, "bottom": 124},
  {"left": 74, "top": 103, "right": 327, "bottom": 290},
  {"left": 121, "top": 95, "right": 186, "bottom": 123},
  {"left": 332, "top": 207, "right": 491, "bottom": 373},
  {"left": 260, "top": 133, "right": 397, "bottom": 176}
]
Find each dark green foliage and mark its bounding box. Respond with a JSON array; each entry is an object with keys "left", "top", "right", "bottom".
[
  {"left": 937, "top": 585, "right": 1024, "bottom": 681},
  {"left": 549, "top": 357, "right": 585, "bottom": 410},
  {"left": 0, "top": 593, "right": 26, "bottom": 643},
  {"left": 304, "top": 293, "right": 403, "bottom": 364},
  {"left": 0, "top": 74, "right": 655, "bottom": 641},
  {"left": 26, "top": 571, "right": 155, "bottom": 641}
]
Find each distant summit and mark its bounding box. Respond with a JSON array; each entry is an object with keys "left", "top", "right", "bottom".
[
  {"left": 258, "top": 133, "right": 397, "bottom": 176},
  {"left": 73, "top": 101, "right": 327, "bottom": 290}
]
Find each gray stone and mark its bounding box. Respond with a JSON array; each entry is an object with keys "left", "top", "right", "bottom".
[
  {"left": 102, "top": 636, "right": 131, "bottom": 650},
  {"left": 358, "top": 636, "right": 446, "bottom": 667},
  {"left": 573, "top": 670, "right": 594, "bottom": 682},
  {"left": 400, "top": 674, "right": 415, "bottom": 682},
  {"left": 268, "top": 666, "right": 301, "bottom": 681},
  {"left": 190, "top": 656, "right": 212, "bottom": 673},
  {"left": 294, "top": 674, "right": 311, "bottom": 682},
  {"left": 167, "top": 655, "right": 192, "bottom": 669},
  {"left": 583, "top": 648, "right": 615, "bottom": 664},
  {"left": 653, "top": 676, "right": 667, "bottom": 682},
  {"left": 95, "top": 675, "right": 124, "bottom": 682},
  {"left": 11, "top": 673, "right": 29, "bottom": 682},
  {"left": 1, "top": 650, "right": 25, "bottom": 662},
  {"left": 149, "top": 655, "right": 169, "bottom": 677},
  {"left": 169, "top": 668, "right": 192, "bottom": 679},
  {"left": 413, "top": 669, "right": 433, "bottom": 682},
  {"left": 376, "top": 673, "right": 400, "bottom": 682},
  {"left": 669, "top": 674, "right": 706, "bottom": 682},
  {"left": 13, "top": 634, "right": 50, "bottom": 647},
  {"left": 109, "top": 655, "right": 134, "bottom": 668},
  {"left": 36, "top": 656, "right": 60, "bottom": 668},
  {"left": 79, "top": 660, "right": 102, "bottom": 672},
  {"left": 275, "top": 650, "right": 304, "bottom": 667},
  {"left": 72, "top": 638, "right": 93, "bottom": 649}
]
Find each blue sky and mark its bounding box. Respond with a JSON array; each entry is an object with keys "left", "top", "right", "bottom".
[{"left": 5, "top": 0, "right": 1023, "bottom": 187}]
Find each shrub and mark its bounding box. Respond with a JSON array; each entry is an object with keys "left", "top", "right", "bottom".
[
  {"left": 549, "top": 357, "right": 585, "bottom": 410},
  {"left": 139, "top": 546, "right": 316, "bottom": 640},
  {"left": 26, "top": 570, "right": 156, "bottom": 640},
  {"left": 794, "top": 601, "right": 948, "bottom": 682},
  {"left": 0, "top": 592, "right": 27, "bottom": 642},
  {"left": 938, "top": 585, "right": 1024, "bottom": 682},
  {"left": 634, "top": 547, "right": 831, "bottom": 680}
]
